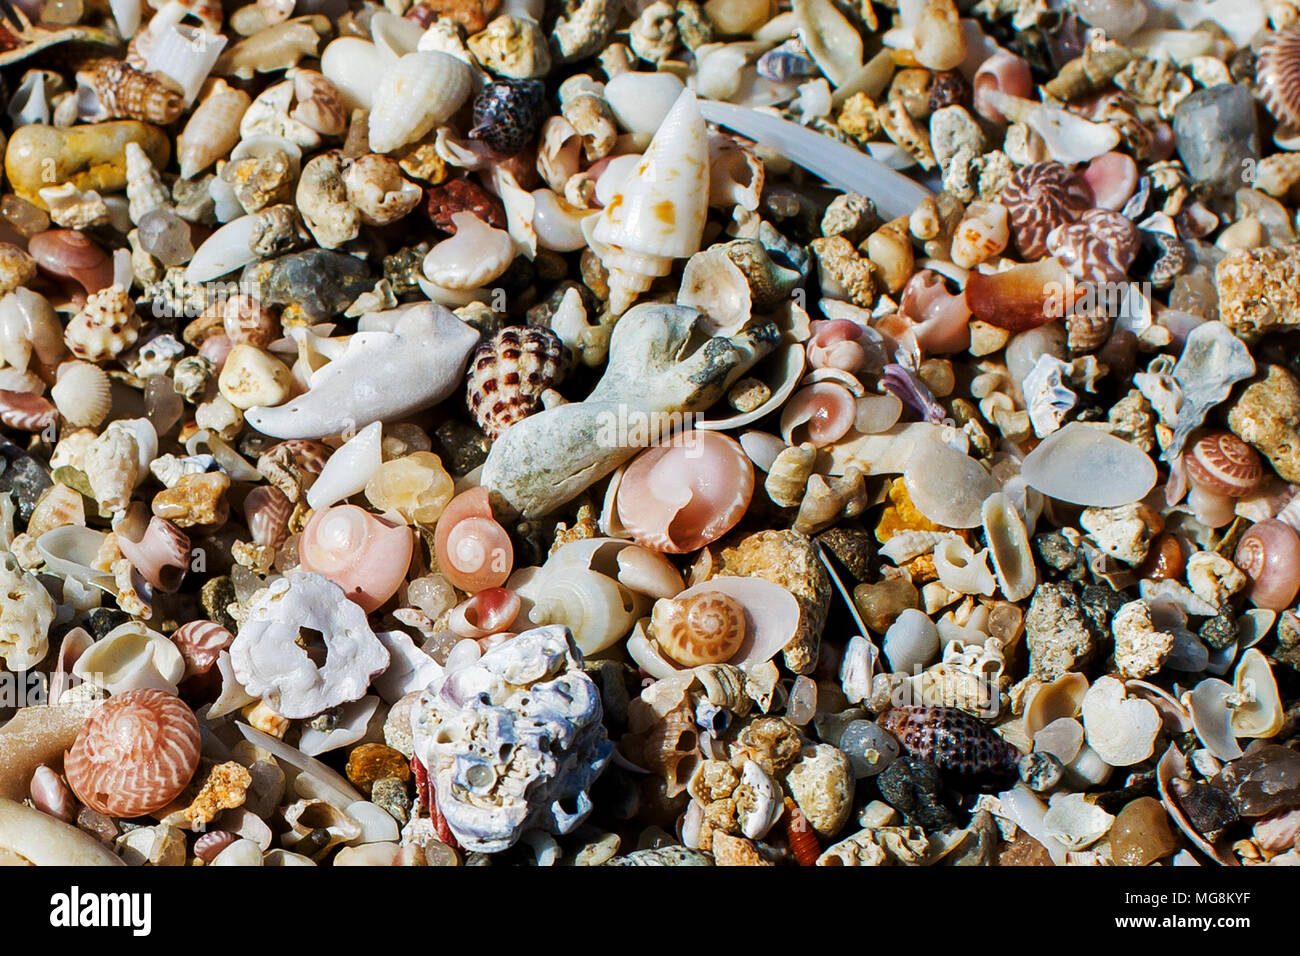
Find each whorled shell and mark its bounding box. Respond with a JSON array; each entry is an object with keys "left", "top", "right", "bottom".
[
  {"left": 640, "top": 702, "right": 700, "bottom": 799},
  {"left": 116, "top": 515, "right": 190, "bottom": 592},
  {"left": 368, "top": 51, "right": 474, "bottom": 154},
  {"left": 973, "top": 50, "right": 1033, "bottom": 123},
  {"left": 1258, "top": 28, "right": 1300, "bottom": 129},
  {"left": 64, "top": 688, "right": 201, "bottom": 818},
  {"left": 649, "top": 589, "right": 747, "bottom": 667},
  {"left": 469, "top": 79, "right": 546, "bottom": 156},
  {"left": 298, "top": 504, "right": 414, "bottom": 613},
  {"left": 897, "top": 270, "right": 972, "bottom": 355},
  {"left": 615, "top": 431, "right": 754, "bottom": 554},
  {"left": 433, "top": 487, "right": 514, "bottom": 593},
  {"left": 51, "top": 361, "right": 112, "bottom": 428},
  {"left": 244, "top": 485, "right": 292, "bottom": 550},
  {"left": 999, "top": 161, "right": 1093, "bottom": 260},
  {"left": 449, "top": 587, "right": 521, "bottom": 640},
  {"left": 780, "top": 382, "right": 857, "bottom": 447},
  {"left": 1046, "top": 208, "right": 1140, "bottom": 283},
  {"left": 1184, "top": 431, "right": 1263, "bottom": 498},
  {"left": 877, "top": 705, "right": 1021, "bottom": 775},
  {"left": 75, "top": 59, "right": 184, "bottom": 125},
  {"left": 170, "top": 620, "right": 234, "bottom": 677},
  {"left": 28, "top": 230, "right": 114, "bottom": 295},
  {"left": 0, "top": 389, "right": 56, "bottom": 432},
  {"left": 178, "top": 78, "right": 250, "bottom": 180},
  {"left": 0, "top": 287, "right": 65, "bottom": 372},
  {"left": 64, "top": 285, "right": 140, "bottom": 363},
  {"left": 29, "top": 766, "right": 76, "bottom": 823},
  {"left": 466, "top": 325, "right": 571, "bottom": 440},
  {"left": 1235, "top": 519, "right": 1300, "bottom": 611},
  {"left": 807, "top": 319, "right": 870, "bottom": 374}
]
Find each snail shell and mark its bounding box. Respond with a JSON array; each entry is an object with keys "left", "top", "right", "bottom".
[
  {"left": 1235, "top": 519, "right": 1300, "bottom": 611},
  {"left": 649, "top": 589, "right": 748, "bottom": 667},
  {"left": 64, "top": 688, "right": 201, "bottom": 818},
  {"left": 433, "top": 486, "right": 514, "bottom": 593},
  {"left": 1184, "top": 431, "right": 1264, "bottom": 497},
  {"left": 170, "top": 620, "right": 234, "bottom": 678},
  {"left": 245, "top": 484, "right": 292, "bottom": 550},
  {"left": 116, "top": 515, "right": 190, "bottom": 592},
  {"left": 449, "top": 587, "right": 521, "bottom": 639},
  {"left": 298, "top": 504, "right": 414, "bottom": 613},
  {"left": 780, "top": 382, "right": 857, "bottom": 447}
]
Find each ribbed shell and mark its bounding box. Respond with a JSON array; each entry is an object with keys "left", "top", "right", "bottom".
[
  {"left": 51, "top": 360, "right": 112, "bottom": 427},
  {"left": 1000, "top": 161, "right": 1092, "bottom": 260},
  {"left": 368, "top": 51, "right": 473, "bottom": 154},
  {"left": 244, "top": 484, "right": 292, "bottom": 549},
  {"left": 650, "top": 590, "right": 747, "bottom": 667},
  {"left": 1259, "top": 28, "right": 1300, "bottom": 128},
  {"left": 784, "top": 798, "right": 820, "bottom": 866},
  {"left": 64, "top": 688, "right": 201, "bottom": 817},
  {"left": 170, "top": 620, "right": 234, "bottom": 676},
  {"left": 75, "top": 59, "right": 184, "bottom": 125},
  {"left": 0, "top": 388, "right": 56, "bottom": 431},
  {"left": 877, "top": 705, "right": 1021, "bottom": 775},
  {"left": 1185, "top": 431, "right": 1263, "bottom": 497},
  {"left": 466, "top": 325, "right": 570, "bottom": 440}
]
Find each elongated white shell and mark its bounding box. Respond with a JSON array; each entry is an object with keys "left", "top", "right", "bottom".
[
  {"left": 306, "top": 422, "right": 384, "bottom": 511},
  {"left": 186, "top": 216, "right": 258, "bottom": 284},
  {"left": 320, "top": 37, "right": 393, "bottom": 111},
  {"left": 368, "top": 52, "right": 473, "bottom": 154}
]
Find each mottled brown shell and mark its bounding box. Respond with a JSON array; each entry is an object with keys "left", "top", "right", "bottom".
[
  {"left": 999, "top": 161, "right": 1093, "bottom": 260},
  {"left": 1046, "top": 208, "right": 1140, "bottom": 283},
  {"left": 650, "top": 590, "right": 747, "bottom": 667},
  {"left": 1259, "top": 28, "right": 1300, "bottom": 129},
  {"left": 466, "top": 325, "right": 570, "bottom": 440},
  {"left": 878, "top": 705, "right": 1021, "bottom": 775},
  {"left": 1184, "top": 431, "right": 1263, "bottom": 497},
  {"left": 76, "top": 59, "right": 184, "bottom": 125}
]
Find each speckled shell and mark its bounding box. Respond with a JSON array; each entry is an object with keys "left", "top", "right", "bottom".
[
  {"left": 469, "top": 79, "right": 546, "bottom": 155},
  {"left": 877, "top": 705, "right": 1021, "bottom": 775},
  {"left": 76, "top": 59, "right": 184, "bottom": 125},
  {"left": 1185, "top": 431, "right": 1263, "bottom": 497},
  {"left": 999, "top": 161, "right": 1093, "bottom": 260},
  {"left": 1259, "top": 28, "right": 1300, "bottom": 129},
  {"left": 466, "top": 325, "right": 570, "bottom": 440},
  {"left": 649, "top": 589, "right": 747, "bottom": 667},
  {"left": 64, "top": 688, "right": 201, "bottom": 817}
]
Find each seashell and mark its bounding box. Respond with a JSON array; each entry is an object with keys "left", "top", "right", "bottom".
[
  {"left": 1046, "top": 208, "right": 1140, "bottom": 283},
  {"left": 616, "top": 431, "right": 753, "bottom": 554},
  {"left": 878, "top": 705, "right": 1021, "bottom": 775},
  {"left": 1235, "top": 519, "right": 1300, "bottom": 611},
  {"left": 1185, "top": 431, "right": 1263, "bottom": 498},
  {"left": 30, "top": 766, "right": 76, "bottom": 823},
  {"left": 793, "top": 0, "right": 862, "bottom": 86},
  {"left": 514, "top": 560, "right": 648, "bottom": 657},
  {"left": 677, "top": 246, "right": 752, "bottom": 337},
  {"left": 932, "top": 535, "right": 997, "bottom": 596},
  {"left": 1188, "top": 677, "right": 1242, "bottom": 761},
  {"left": 369, "top": 52, "right": 474, "bottom": 154},
  {"left": 1082, "top": 151, "right": 1138, "bottom": 212},
  {"left": 298, "top": 696, "right": 382, "bottom": 757},
  {"left": 422, "top": 212, "right": 516, "bottom": 292},
  {"left": 780, "top": 383, "right": 857, "bottom": 448},
  {"left": 64, "top": 688, "right": 200, "bottom": 818},
  {"left": 902, "top": 432, "right": 1000, "bottom": 529},
  {"left": 0, "top": 388, "right": 54, "bottom": 432},
  {"left": 1258, "top": 28, "right": 1300, "bottom": 130},
  {"left": 972, "top": 50, "right": 1032, "bottom": 124},
  {"left": 124, "top": 141, "right": 170, "bottom": 229},
  {"left": 883, "top": 607, "right": 939, "bottom": 674},
  {"left": 283, "top": 798, "right": 361, "bottom": 853},
  {"left": 303, "top": 422, "right": 382, "bottom": 513},
  {"left": 177, "top": 79, "right": 249, "bottom": 180},
  {"left": 343, "top": 154, "right": 421, "bottom": 227},
  {"left": 185, "top": 215, "right": 259, "bottom": 284},
  {"left": 640, "top": 703, "right": 700, "bottom": 799},
  {"left": 591, "top": 90, "right": 710, "bottom": 315},
  {"left": 0, "top": 795, "right": 124, "bottom": 866},
  {"left": 449, "top": 588, "right": 521, "bottom": 640},
  {"left": 28, "top": 229, "right": 114, "bottom": 295},
  {"left": 0, "top": 287, "right": 63, "bottom": 372},
  {"left": 1042, "top": 793, "right": 1114, "bottom": 851},
  {"left": 950, "top": 200, "right": 1009, "bottom": 270},
  {"left": 434, "top": 486, "right": 513, "bottom": 593},
  {"left": 144, "top": 17, "right": 227, "bottom": 104},
  {"left": 466, "top": 325, "right": 571, "bottom": 440},
  {"left": 75, "top": 59, "right": 183, "bottom": 125},
  {"left": 1080, "top": 675, "right": 1160, "bottom": 767},
  {"left": 648, "top": 590, "right": 747, "bottom": 667},
  {"left": 298, "top": 504, "right": 413, "bottom": 613},
  {"left": 999, "top": 161, "right": 1093, "bottom": 260},
  {"left": 230, "top": 572, "right": 390, "bottom": 719},
  {"left": 897, "top": 270, "right": 972, "bottom": 355},
  {"left": 765, "top": 441, "right": 817, "bottom": 508},
  {"left": 469, "top": 79, "right": 545, "bottom": 156},
  {"left": 793, "top": 468, "right": 867, "bottom": 535},
  {"left": 73, "top": 620, "right": 185, "bottom": 695},
  {"left": 116, "top": 516, "right": 189, "bottom": 592},
  {"left": 170, "top": 620, "right": 233, "bottom": 678},
  {"left": 982, "top": 492, "right": 1035, "bottom": 602}
]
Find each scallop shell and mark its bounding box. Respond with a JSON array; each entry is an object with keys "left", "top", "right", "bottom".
[
  {"left": 50, "top": 361, "right": 112, "bottom": 428},
  {"left": 1258, "top": 28, "right": 1300, "bottom": 129},
  {"left": 466, "top": 325, "right": 571, "bottom": 440},
  {"left": 368, "top": 51, "right": 474, "bottom": 154},
  {"left": 64, "top": 688, "right": 201, "bottom": 818}
]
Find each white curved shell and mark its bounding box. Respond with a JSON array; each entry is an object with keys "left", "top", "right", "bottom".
[
  {"left": 1081, "top": 676, "right": 1161, "bottom": 767},
  {"left": 51, "top": 361, "right": 112, "bottom": 428},
  {"left": 368, "top": 51, "right": 473, "bottom": 154},
  {"left": 71, "top": 622, "right": 185, "bottom": 695}
]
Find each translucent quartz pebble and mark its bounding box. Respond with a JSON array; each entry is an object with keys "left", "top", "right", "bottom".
[
  {"left": 138, "top": 209, "right": 195, "bottom": 267},
  {"left": 1021, "top": 422, "right": 1156, "bottom": 507},
  {"left": 1072, "top": 0, "right": 1145, "bottom": 38},
  {"left": 904, "top": 434, "right": 999, "bottom": 528},
  {"left": 786, "top": 675, "right": 817, "bottom": 726},
  {"left": 839, "top": 719, "right": 901, "bottom": 778}
]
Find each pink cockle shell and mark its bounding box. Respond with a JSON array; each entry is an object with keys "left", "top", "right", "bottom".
[
  {"left": 117, "top": 516, "right": 190, "bottom": 592},
  {"left": 899, "top": 270, "right": 972, "bottom": 355},
  {"left": 781, "top": 382, "right": 859, "bottom": 447},
  {"left": 433, "top": 486, "right": 514, "bottom": 593},
  {"left": 1083, "top": 152, "right": 1138, "bottom": 211},
  {"left": 1235, "top": 519, "right": 1300, "bottom": 611},
  {"left": 64, "top": 688, "right": 201, "bottom": 818},
  {"left": 973, "top": 50, "right": 1033, "bottom": 123},
  {"left": 616, "top": 431, "right": 754, "bottom": 554},
  {"left": 807, "top": 319, "right": 867, "bottom": 373},
  {"left": 299, "top": 504, "right": 414, "bottom": 613}
]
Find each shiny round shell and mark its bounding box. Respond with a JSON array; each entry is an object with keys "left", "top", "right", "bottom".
[
  {"left": 999, "top": 161, "right": 1093, "bottom": 260},
  {"left": 650, "top": 589, "right": 748, "bottom": 667},
  {"left": 466, "top": 325, "right": 570, "bottom": 440},
  {"left": 1184, "top": 431, "right": 1264, "bottom": 497}
]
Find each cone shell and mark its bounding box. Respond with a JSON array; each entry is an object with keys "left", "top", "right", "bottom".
[
  {"left": 178, "top": 79, "right": 251, "bottom": 180},
  {"left": 368, "top": 52, "right": 473, "bottom": 154},
  {"left": 51, "top": 361, "right": 112, "bottom": 427},
  {"left": 64, "top": 688, "right": 201, "bottom": 817},
  {"left": 466, "top": 325, "right": 570, "bottom": 440},
  {"left": 76, "top": 60, "right": 184, "bottom": 125}
]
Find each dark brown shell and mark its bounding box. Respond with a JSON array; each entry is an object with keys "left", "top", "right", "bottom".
[
  {"left": 466, "top": 325, "right": 570, "bottom": 440},
  {"left": 1000, "top": 161, "right": 1093, "bottom": 260},
  {"left": 1046, "top": 208, "right": 1140, "bottom": 283},
  {"left": 878, "top": 705, "right": 1021, "bottom": 775},
  {"left": 1259, "top": 28, "right": 1300, "bottom": 129}
]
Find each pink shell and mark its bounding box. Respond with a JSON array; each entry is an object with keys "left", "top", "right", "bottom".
[
  {"left": 1235, "top": 519, "right": 1300, "bottom": 611},
  {"left": 198, "top": 332, "right": 233, "bottom": 370},
  {"left": 433, "top": 487, "right": 514, "bottom": 593},
  {"left": 245, "top": 485, "right": 292, "bottom": 549},
  {"left": 1082, "top": 152, "right": 1138, "bottom": 212},
  {"left": 30, "top": 765, "right": 77, "bottom": 822},
  {"left": 807, "top": 319, "right": 867, "bottom": 373},
  {"left": 449, "top": 587, "right": 521, "bottom": 639},
  {"left": 298, "top": 504, "right": 414, "bottom": 613},
  {"left": 27, "top": 229, "right": 114, "bottom": 294},
  {"left": 899, "top": 270, "right": 972, "bottom": 355},
  {"left": 194, "top": 830, "right": 239, "bottom": 862},
  {"left": 1258, "top": 28, "right": 1300, "bottom": 129},
  {"left": 973, "top": 50, "right": 1033, "bottom": 123},
  {"left": 780, "top": 383, "right": 857, "bottom": 447},
  {"left": 1184, "top": 431, "right": 1264, "bottom": 498},
  {"left": 0, "top": 388, "right": 57, "bottom": 431},
  {"left": 170, "top": 619, "right": 234, "bottom": 677},
  {"left": 117, "top": 516, "right": 190, "bottom": 592},
  {"left": 616, "top": 431, "right": 754, "bottom": 554},
  {"left": 64, "top": 688, "right": 201, "bottom": 818},
  {"left": 1000, "top": 162, "right": 1093, "bottom": 260}
]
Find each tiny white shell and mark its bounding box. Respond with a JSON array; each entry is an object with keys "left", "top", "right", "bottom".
[{"left": 368, "top": 51, "right": 473, "bottom": 154}]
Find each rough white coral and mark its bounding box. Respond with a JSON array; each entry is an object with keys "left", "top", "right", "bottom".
[
  {"left": 0, "top": 554, "right": 54, "bottom": 670},
  {"left": 1112, "top": 600, "right": 1175, "bottom": 680}
]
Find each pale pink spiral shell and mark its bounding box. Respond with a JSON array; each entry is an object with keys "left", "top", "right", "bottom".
[
  {"left": 64, "top": 689, "right": 201, "bottom": 818},
  {"left": 298, "top": 504, "right": 414, "bottom": 612},
  {"left": 433, "top": 487, "right": 514, "bottom": 593},
  {"left": 780, "top": 382, "right": 858, "bottom": 447},
  {"left": 1235, "top": 519, "right": 1300, "bottom": 611},
  {"left": 27, "top": 229, "right": 114, "bottom": 294},
  {"left": 117, "top": 516, "right": 191, "bottom": 592},
  {"left": 1184, "top": 431, "right": 1264, "bottom": 498},
  {"left": 898, "top": 270, "right": 972, "bottom": 355},
  {"left": 245, "top": 485, "right": 292, "bottom": 549},
  {"left": 30, "top": 765, "right": 77, "bottom": 822},
  {"left": 973, "top": 50, "right": 1033, "bottom": 123},
  {"left": 170, "top": 620, "right": 234, "bottom": 677},
  {"left": 807, "top": 319, "right": 867, "bottom": 373},
  {"left": 449, "top": 587, "right": 521, "bottom": 639}
]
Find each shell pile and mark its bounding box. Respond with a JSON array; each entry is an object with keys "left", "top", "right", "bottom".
[{"left": 0, "top": 0, "right": 1298, "bottom": 873}]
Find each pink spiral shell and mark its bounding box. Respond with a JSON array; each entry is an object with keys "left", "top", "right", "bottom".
[
  {"left": 807, "top": 319, "right": 867, "bottom": 373},
  {"left": 999, "top": 162, "right": 1093, "bottom": 260},
  {"left": 27, "top": 229, "right": 115, "bottom": 294},
  {"left": 245, "top": 485, "right": 292, "bottom": 550},
  {"left": 170, "top": 620, "right": 234, "bottom": 677},
  {"left": 780, "top": 383, "right": 858, "bottom": 447},
  {"left": 1235, "top": 519, "right": 1300, "bottom": 611},
  {"left": 30, "top": 765, "right": 77, "bottom": 822},
  {"left": 898, "top": 270, "right": 972, "bottom": 355},
  {"left": 64, "top": 689, "right": 201, "bottom": 818},
  {"left": 1184, "top": 431, "right": 1264, "bottom": 498},
  {"left": 433, "top": 487, "right": 514, "bottom": 593},
  {"left": 449, "top": 587, "right": 521, "bottom": 639},
  {"left": 0, "top": 388, "right": 57, "bottom": 431},
  {"left": 972, "top": 50, "right": 1033, "bottom": 123},
  {"left": 117, "top": 516, "right": 191, "bottom": 592},
  {"left": 194, "top": 829, "right": 239, "bottom": 862},
  {"left": 1258, "top": 28, "right": 1300, "bottom": 128},
  {"left": 298, "top": 504, "right": 414, "bottom": 613}
]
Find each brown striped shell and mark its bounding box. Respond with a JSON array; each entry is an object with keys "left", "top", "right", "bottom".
[
  {"left": 75, "top": 60, "right": 184, "bottom": 125},
  {"left": 64, "top": 689, "right": 201, "bottom": 817},
  {"left": 877, "top": 705, "right": 1021, "bottom": 775},
  {"left": 1046, "top": 208, "right": 1140, "bottom": 283},
  {"left": 466, "top": 325, "right": 570, "bottom": 440},
  {"left": 1259, "top": 28, "right": 1300, "bottom": 129},
  {"left": 170, "top": 620, "right": 235, "bottom": 677},
  {"left": 244, "top": 484, "right": 292, "bottom": 549},
  {"left": 784, "top": 797, "right": 820, "bottom": 866},
  {"left": 650, "top": 590, "right": 747, "bottom": 667},
  {"left": 1184, "top": 431, "right": 1263, "bottom": 497},
  {"left": 999, "top": 161, "right": 1093, "bottom": 260}
]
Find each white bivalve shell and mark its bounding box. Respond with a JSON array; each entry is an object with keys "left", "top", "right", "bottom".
[{"left": 1080, "top": 675, "right": 1161, "bottom": 767}]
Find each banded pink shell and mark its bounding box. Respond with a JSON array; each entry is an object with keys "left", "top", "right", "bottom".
[
  {"left": 1184, "top": 431, "right": 1264, "bottom": 498},
  {"left": 1046, "top": 208, "right": 1140, "bottom": 283},
  {"left": 245, "top": 484, "right": 293, "bottom": 550},
  {"left": 171, "top": 620, "right": 235, "bottom": 677}
]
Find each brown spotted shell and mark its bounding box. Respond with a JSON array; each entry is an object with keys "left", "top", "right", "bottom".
[
  {"left": 64, "top": 688, "right": 201, "bottom": 817},
  {"left": 1184, "top": 431, "right": 1263, "bottom": 497},
  {"left": 1046, "top": 208, "right": 1140, "bottom": 283},
  {"left": 650, "top": 589, "right": 748, "bottom": 667},
  {"left": 1259, "top": 28, "right": 1300, "bottom": 129},
  {"left": 877, "top": 705, "right": 1021, "bottom": 775},
  {"left": 76, "top": 59, "right": 184, "bottom": 125},
  {"left": 999, "top": 161, "right": 1093, "bottom": 260},
  {"left": 466, "top": 325, "right": 570, "bottom": 440}
]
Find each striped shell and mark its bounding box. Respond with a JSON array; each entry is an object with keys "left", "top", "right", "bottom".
[
  {"left": 245, "top": 484, "right": 292, "bottom": 549},
  {"left": 466, "top": 325, "right": 570, "bottom": 440},
  {"left": 265, "top": 439, "right": 331, "bottom": 475},
  {"left": 170, "top": 620, "right": 235, "bottom": 677},
  {"left": 1046, "top": 208, "right": 1140, "bottom": 283},
  {"left": 0, "top": 388, "right": 56, "bottom": 431},
  {"left": 1259, "top": 28, "right": 1300, "bottom": 129},
  {"left": 1185, "top": 431, "right": 1263, "bottom": 497},
  {"left": 51, "top": 361, "right": 112, "bottom": 427},
  {"left": 64, "top": 688, "right": 201, "bottom": 817},
  {"left": 999, "top": 161, "right": 1093, "bottom": 260},
  {"left": 784, "top": 797, "right": 820, "bottom": 865},
  {"left": 193, "top": 829, "right": 239, "bottom": 862},
  {"left": 75, "top": 59, "right": 184, "bottom": 125},
  {"left": 877, "top": 705, "right": 1021, "bottom": 775},
  {"left": 650, "top": 589, "right": 747, "bottom": 667}
]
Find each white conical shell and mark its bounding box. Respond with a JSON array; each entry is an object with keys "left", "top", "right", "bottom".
[
  {"left": 321, "top": 37, "right": 393, "bottom": 112},
  {"left": 368, "top": 52, "right": 473, "bottom": 154},
  {"left": 186, "top": 216, "right": 258, "bottom": 283},
  {"left": 591, "top": 88, "right": 710, "bottom": 314}
]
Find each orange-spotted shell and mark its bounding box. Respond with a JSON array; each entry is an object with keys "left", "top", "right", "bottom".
[
  {"left": 64, "top": 688, "right": 201, "bottom": 817},
  {"left": 650, "top": 589, "right": 748, "bottom": 667}
]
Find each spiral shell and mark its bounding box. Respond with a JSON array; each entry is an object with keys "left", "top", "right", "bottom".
[
  {"left": 75, "top": 59, "right": 184, "bottom": 124},
  {"left": 51, "top": 361, "right": 112, "bottom": 428},
  {"left": 64, "top": 688, "right": 201, "bottom": 818},
  {"left": 780, "top": 383, "right": 857, "bottom": 447},
  {"left": 1235, "top": 519, "right": 1300, "bottom": 612},
  {"left": 466, "top": 325, "right": 571, "bottom": 440},
  {"left": 999, "top": 161, "right": 1093, "bottom": 260},
  {"left": 64, "top": 286, "right": 141, "bottom": 363},
  {"left": 178, "top": 78, "right": 251, "bottom": 180},
  {"left": 469, "top": 79, "right": 546, "bottom": 155},
  {"left": 1046, "top": 207, "right": 1140, "bottom": 283},
  {"left": 1184, "top": 431, "right": 1263, "bottom": 497},
  {"left": 1258, "top": 28, "right": 1300, "bottom": 129},
  {"left": 449, "top": 587, "right": 521, "bottom": 639},
  {"left": 298, "top": 504, "right": 414, "bottom": 613},
  {"left": 0, "top": 389, "right": 56, "bottom": 431},
  {"left": 640, "top": 703, "right": 699, "bottom": 798},
  {"left": 30, "top": 765, "right": 77, "bottom": 823},
  {"left": 170, "top": 619, "right": 234, "bottom": 677},
  {"left": 433, "top": 486, "right": 514, "bottom": 593},
  {"left": 368, "top": 51, "right": 474, "bottom": 154},
  {"left": 28, "top": 230, "right": 114, "bottom": 295},
  {"left": 785, "top": 797, "right": 820, "bottom": 866},
  {"left": 194, "top": 830, "right": 239, "bottom": 862},
  {"left": 878, "top": 705, "right": 1021, "bottom": 775},
  {"left": 117, "top": 515, "right": 191, "bottom": 592},
  {"left": 649, "top": 589, "right": 747, "bottom": 667},
  {"left": 222, "top": 295, "right": 279, "bottom": 348}
]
